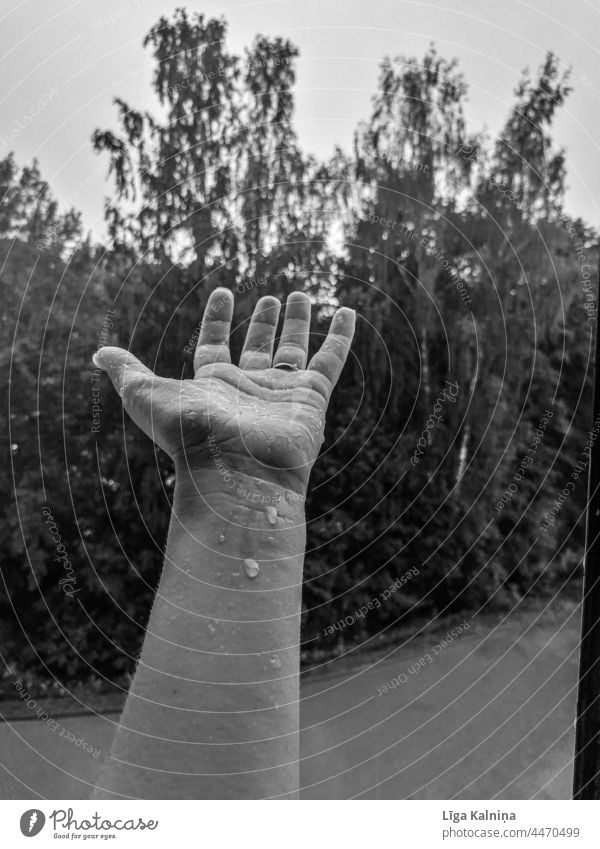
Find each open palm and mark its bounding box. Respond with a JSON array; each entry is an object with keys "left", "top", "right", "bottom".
[{"left": 93, "top": 290, "right": 355, "bottom": 491}]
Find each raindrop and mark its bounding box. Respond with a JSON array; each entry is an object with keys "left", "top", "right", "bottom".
[
  {"left": 269, "top": 656, "right": 282, "bottom": 670},
  {"left": 243, "top": 558, "right": 260, "bottom": 579},
  {"left": 266, "top": 506, "right": 277, "bottom": 526},
  {"left": 207, "top": 622, "right": 217, "bottom": 635},
  {"left": 218, "top": 532, "right": 225, "bottom": 543}
]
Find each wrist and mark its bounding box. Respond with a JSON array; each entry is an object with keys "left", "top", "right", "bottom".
[
  {"left": 99, "top": 460, "right": 305, "bottom": 799},
  {"left": 171, "top": 441, "right": 312, "bottom": 502},
  {"left": 166, "top": 462, "right": 306, "bottom": 608},
  {"left": 172, "top": 456, "right": 307, "bottom": 523}
]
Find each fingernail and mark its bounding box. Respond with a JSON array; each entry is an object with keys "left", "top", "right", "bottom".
[{"left": 92, "top": 351, "right": 102, "bottom": 369}]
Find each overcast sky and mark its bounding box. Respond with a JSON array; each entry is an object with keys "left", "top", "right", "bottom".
[{"left": 1, "top": 0, "right": 599, "bottom": 241}]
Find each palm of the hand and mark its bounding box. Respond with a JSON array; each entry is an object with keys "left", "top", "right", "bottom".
[
  {"left": 95, "top": 289, "right": 354, "bottom": 492},
  {"left": 160, "top": 364, "right": 327, "bottom": 481}
]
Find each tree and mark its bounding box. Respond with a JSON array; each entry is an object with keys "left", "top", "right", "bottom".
[{"left": 1, "top": 30, "right": 596, "bottom": 686}]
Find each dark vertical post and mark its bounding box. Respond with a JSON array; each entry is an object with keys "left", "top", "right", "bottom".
[{"left": 573, "top": 265, "right": 600, "bottom": 798}]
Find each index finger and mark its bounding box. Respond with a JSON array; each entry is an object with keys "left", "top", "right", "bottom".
[{"left": 307, "top": 307, "right": 356, "bottom": 399}]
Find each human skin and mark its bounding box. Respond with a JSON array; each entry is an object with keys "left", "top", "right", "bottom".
[{"left": 90, "top": 289, "right": 355, "bottom": 799}]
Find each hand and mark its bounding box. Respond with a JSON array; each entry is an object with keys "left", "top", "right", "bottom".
[{"left": 93, "top": 290, "right": 355, "bottom": 493}]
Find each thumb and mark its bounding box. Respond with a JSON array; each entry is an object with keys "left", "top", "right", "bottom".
[
  {"left": 93, "top": 346, "right": 155, "bottom": 397},
  {"left": 92, "top": 346, "right": 163, "bottom": 443}
]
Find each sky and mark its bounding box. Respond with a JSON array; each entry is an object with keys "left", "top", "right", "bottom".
[{"left": 1, "top": 0, "right": 599, "bottom": 242}]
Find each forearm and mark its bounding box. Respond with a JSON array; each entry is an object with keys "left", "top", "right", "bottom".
[
  {"left": 90, "top": 290, "right": 355, "bottom": 799},
  {"left": 93, "top": 467, "right": 306, "bottom": 800}
]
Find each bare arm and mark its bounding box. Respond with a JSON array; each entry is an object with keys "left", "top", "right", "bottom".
[{"left": 90, "top": 290, "right": 355, "bottom": 799}]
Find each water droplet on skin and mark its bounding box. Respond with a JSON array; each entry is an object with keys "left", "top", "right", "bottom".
[
  {"left": 269, "top": 656, "right": 282, "bottom": 669},
  {"left": 243, "top": 558, "right": 260, "bottom": 579},
  {"left": 266, "top": 506, "right": 277, "bottom": 526},
  {"left": 218, "top": 532, "right": 225, "bottom": 543}
]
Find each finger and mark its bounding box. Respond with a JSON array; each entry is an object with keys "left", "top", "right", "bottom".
[
  {"left": 92, "top": 346, "right": 160, "bottom": 430},
  {"left": 93, "top": 347, "right": 179, "bottom": 451},
  {"left": 193, "top": 287, "right": 234, "bottom": 373},
  {"left": 307, "top": 307, "right": 356, "bottom": 399},
  {"left": 272, "top": 291, "right": 311, "bottom": 370},
  {"left": 239, "top": 296, "right": 281, "bottom": 370},
  {"left": 92, "top": 347, "right": 155, "bottom": 399}
]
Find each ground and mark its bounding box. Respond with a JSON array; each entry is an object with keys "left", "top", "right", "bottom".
[{"left": 0, "top": 598, "right": 580, "bottom": 799}]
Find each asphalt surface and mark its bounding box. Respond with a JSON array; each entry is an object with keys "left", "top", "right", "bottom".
[{"left": 0, "top": 601, "right": 580, "bottom": 799}]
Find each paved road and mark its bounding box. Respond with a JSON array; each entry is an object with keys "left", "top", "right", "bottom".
[{"left": 0, "top": 602, "right": 580, "bottom": 799}]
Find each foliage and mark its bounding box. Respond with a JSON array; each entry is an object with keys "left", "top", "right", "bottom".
[{"left": 1, "top": 13, "right": 595, "bottom": 686}]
